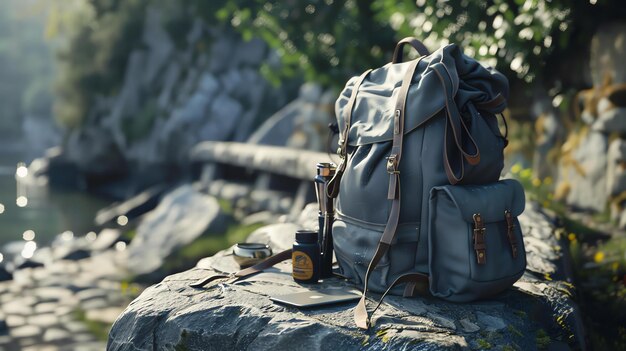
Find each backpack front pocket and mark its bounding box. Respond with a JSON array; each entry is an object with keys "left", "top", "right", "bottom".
[
  {"left": 427, "top": 179, "right": 526, "bottom": 302},
  {"left": 333, "top": 214, "right": 419, "bottom": 294}
]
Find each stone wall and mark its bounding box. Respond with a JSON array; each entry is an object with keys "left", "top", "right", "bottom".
[{"left": 539, "top": 24, "right": 626, "bottom": 223}]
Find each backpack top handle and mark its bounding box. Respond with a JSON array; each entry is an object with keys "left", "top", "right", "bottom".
[{"left": 392, "top": 37, "right": 430, "bottom": 63}]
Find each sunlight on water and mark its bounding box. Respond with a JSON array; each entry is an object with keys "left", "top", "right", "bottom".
[
  {"left": 22, "top": 230, "right": 35, "bottom": 241},
  {"left": 15, "top": 164, "right": 28, "bottom": 178},
  {"left": 0, "top": 203, "right": 4, "bottom": 214},
  {"left": 86, "top": 231, "right": 97, "bottom": 241},
  {"left": 61, "top": 231, "right": 74, "bottom": 241},
  {"left": 16, "top": 196, "right": 27, "bottom": 207},
  {"left": 117, "top": 215, "right": 128, "bottom": 226},
  {"left": 115, "top": 241, "right": 126, "bottom": 251},
  {"left": 21, "top": 241, "right": 36, "bottom": 258}
]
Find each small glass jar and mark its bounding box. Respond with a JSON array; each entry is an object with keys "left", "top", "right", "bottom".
[{"left": 292, "top": 230, "right": 320, "bottom": 284}]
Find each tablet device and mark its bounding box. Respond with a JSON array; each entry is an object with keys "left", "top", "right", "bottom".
[{"left": 270, "top": 288, "right": 361, "bottom": 308}]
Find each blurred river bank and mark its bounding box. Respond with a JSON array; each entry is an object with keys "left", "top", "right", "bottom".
[{"left": 0, "top": 135, "right": 109, "bottom": 250}]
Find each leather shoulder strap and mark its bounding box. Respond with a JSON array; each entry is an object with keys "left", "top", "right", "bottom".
[
  {"left": 327, "top": 69, "right": 372, "bottom": 198},
  {"left": 354, "top": 57, "right": 423, "bottom": 329}
]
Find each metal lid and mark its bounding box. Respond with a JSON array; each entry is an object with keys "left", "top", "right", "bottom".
[
  {"left": 295, "top": 230, "right": 318, "bottom": 243},
  {"left": 316, "top": 163, "right": 336, "bottom": 177}
]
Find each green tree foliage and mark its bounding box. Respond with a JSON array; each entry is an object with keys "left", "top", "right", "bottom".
[
  {"left": 52, "top": 0, "right": 626, "bottom": 129},
  {"left": 183, "top": 0, "right": 398, "bottom": 87},
  {"left": 51, "top": 0, "right": 147, "bottom": 129},
  {"left": 187, "top": 0, "right": 626, "bottom": 87}
]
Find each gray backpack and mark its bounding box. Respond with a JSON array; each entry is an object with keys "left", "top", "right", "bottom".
[{"left": 327, "top": 38, "right": 527, "bottom": 328}]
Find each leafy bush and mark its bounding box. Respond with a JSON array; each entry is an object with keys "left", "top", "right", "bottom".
[
  {"left": 52, "top": 0, "right": 626, "bottom": 128},
  {"left": 185, "top": 0, "right": 626, "bottom": 89}
]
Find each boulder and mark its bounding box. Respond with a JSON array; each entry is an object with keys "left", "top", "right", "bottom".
[
  {"left": 531, "top": 92, "right": 563, "bottom": 181},
  {"left": 14, "top": 259, "right": 44, "bottom": 270},
  {"left": 141, "top": 7, "right": 174, "bottom": 87},
  {"left": 157, "top": 61, "right": 182, "bottom": 109},
  {"left": 64, "top": 126, "right": 127, "bottom": 177},
  {"left": 197, "top": 73, "right": 219, "bottom": 96},
  {"left": 94, "top": 185, "right": 168, "bottom": 226},
  {"left": 59, "top": 249, "right": 91, "bottom": 261},
  {"left": 126, "top": 185, "right": 228, "bottom": 275},
  {"left": 562, "top": 131, "right": 609, "bottom": 212},
  {"left": 247, "top": 83, "right": 333, "bottom": 151},
  {"left": 232, "top": 38, "right": 267, "bottom": 67},
  {"left": 105, "top": 50, "right": 146, "bottom": 150},
  {"left": 590, "top": 23, "right": 626, "bottom": 87},
  {"left": 245, "top": 223, "right": 302, "bottom": 252},
  {"left": 247, "top": 100, "right": 301, "bottom": 146},
  {"left": 606, "top": 138, "right": 626, "bottom": 198},
  {"left": 162, "top": 91, "right": 214, "bottom": 139},
  {"left": 197, "top": 93, "right": 243, "bottom": 141},
  {"left": 592, "top": 107, "right": 626, "bottom": 134},
  {"left": 0, "top": 266, "right": 12, "bottom": 281},
  {"left": 108, "top": 202, "right": 585, "bottom": 351},
  {"left": 207, "top": 30, "right": 238, "bottom": 73}
]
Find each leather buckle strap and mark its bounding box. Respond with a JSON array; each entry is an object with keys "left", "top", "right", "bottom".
[
  {"left": 337, "top": 69, "right": 373, "bottom": 159},
  {"left": 431, "top": 62, "right": 481, "bottom": 184},
  {"left": 474, "top": 93, "right": 506, "bottom": 111},
  {"left": 360, "top": 272, "right": 430, "bottom": 328},
  {"left": 190, "top": 249, "right": 293, "bottom": 288},
  {"left": 354, "top": 57, "right": 424, "bottom": 330},
  {"left": 504, "top": 210, "right": 518, "bottom": 258},
  {"left": 473, "top": 213, "right": 487, "bottom": 265},
  {"left": 327, "top": 69, "right": 372, "bottom": 199}
]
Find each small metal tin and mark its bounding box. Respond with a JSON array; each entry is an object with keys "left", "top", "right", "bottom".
[{"left": 233, "top": 243, "right": 272, "bottom": 268}]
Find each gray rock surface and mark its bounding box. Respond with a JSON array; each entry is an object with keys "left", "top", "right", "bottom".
[
  {"left": 590, "top": 23, "right": 626, "bottom": 87},
  {"left": 191, "top": 142, "right": 333, "bottom": 181},
  {"left": 592, "top": 107, "right": 626, "bottom": 134},
  {"left": 607, "top": 138, "right": 626, "bottom": 198},
  {"left": 141, "top": 7, "right": 174, "bottom": 87},
  {"left": 247, "top": 83, "right": 335, "bottom": 151},
  {"left": 64, "top": 126, "right": 125, "bottom": 176},
  {"left": 197, "top": 93, "right": 243, "bottom": 141},
  {"left": 531, "top": 91, "right": 563, "bottom": 181},
  {"left": 126, "top": 185, "right": 228, "bottom": 275},
  {"left": 52, "top": 7, "right": 290, "bottom": 180},
  {"left": 0, "top": 247, "right": 130, "bottom": 351},
  {"left": 563, "top": 131, "right": 609, "bottom": 211},
  {"left": 108, "top": 202, "right": 584, "bottom": 351},
  {"left": 91, "top": 229, "right": 123, "bottom": 252}
]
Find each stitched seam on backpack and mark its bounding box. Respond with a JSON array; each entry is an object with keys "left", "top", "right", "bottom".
[{"left": 336, "top": 211, "right": 419, "bottom": 230}]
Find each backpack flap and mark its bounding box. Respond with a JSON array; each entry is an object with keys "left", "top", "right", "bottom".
[
  {"left": 427, "top": 179, "right": 526, "bottom": 302},
  {"left": 335, "top": 44, "right": 508, "bottom": 148}
]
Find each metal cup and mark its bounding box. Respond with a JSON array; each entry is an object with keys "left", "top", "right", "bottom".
[{"left": 233, "top": 243, "right": 273, "bottom": 268}]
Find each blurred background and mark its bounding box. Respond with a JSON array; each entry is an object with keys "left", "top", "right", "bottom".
[{"left": 1, "top": 0, "right": 626, "bottom": 350}]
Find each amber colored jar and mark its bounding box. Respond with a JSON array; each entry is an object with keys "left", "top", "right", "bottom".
[{"left": 292, "top": 230, "right": 320, "bottom": 284}]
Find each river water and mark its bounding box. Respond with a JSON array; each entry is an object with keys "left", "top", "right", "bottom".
[{"left": 0, "top": 141, "right": 110, "bottom": 258}]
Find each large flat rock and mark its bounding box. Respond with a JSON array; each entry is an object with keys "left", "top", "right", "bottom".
[{"left": 107, "top": 203, "right": 584, "bottom": 350}]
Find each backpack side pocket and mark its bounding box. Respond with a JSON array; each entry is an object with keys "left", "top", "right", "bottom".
[{"left": 428, "top": 179, "right": 526, "bottom": 302}]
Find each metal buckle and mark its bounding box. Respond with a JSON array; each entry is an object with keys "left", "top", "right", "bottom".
[{"left": 386, "top": 154, "right": 400, "bottom": 174}]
